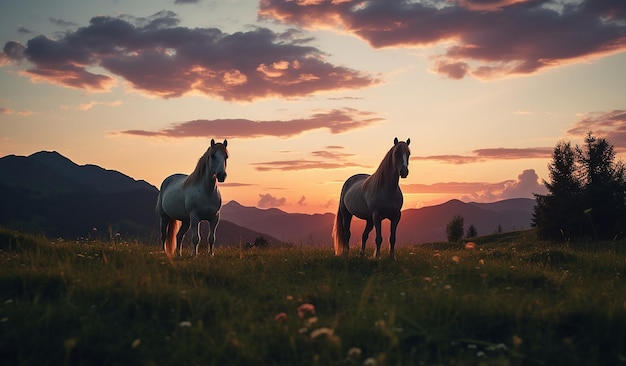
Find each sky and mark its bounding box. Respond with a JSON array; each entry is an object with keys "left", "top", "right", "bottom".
[{"left": 1, "top": 0, "right": 625, "bottom": 214}]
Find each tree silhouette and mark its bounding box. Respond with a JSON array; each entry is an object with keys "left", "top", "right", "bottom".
[
  {"left": 533, "top": 140, "right": 584, "bottom": 240},
  {"left": 466, "top": 224, "right": 477, "bottom": 238},
  {"left": 533, "top": 133, "right": 626, "bottom": 240}
]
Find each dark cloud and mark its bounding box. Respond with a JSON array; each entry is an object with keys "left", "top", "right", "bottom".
[
  {"left": 17, "top": 26, "right": 33, "bottom": 34},
  {"left": 259, "top": 0, "right": 626, "bottom": 79},
  {"left": 49, "top": 17, "right": 78, "bottom": 28},
  {"left": 566, "top": 110, "right": 626, "bottom": 151},
  {"left": 1, "top": 11, "right": 377, "bottom": 100},
  {"left": 413, "top": 147, "right": 552, "bottom": 164},
  {"left": 258, "top": 193, "right": 286, "bottom": 208},
  {"left": 115, "top": 108, "right": 382, "bottom": 138}
]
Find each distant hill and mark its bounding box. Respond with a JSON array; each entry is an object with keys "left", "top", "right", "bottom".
[
  {"left": 0, "top": 151, "right": 537, "bottom": 247},
  {"left": 220, "top": 201, "right": 335, "bottom": 246},
  {"left": 221, "top": 198, "right": 536, "bottom": 246}
]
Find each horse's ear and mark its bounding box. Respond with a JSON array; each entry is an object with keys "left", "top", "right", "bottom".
[
  {"left": 211, "top": 139, "right": 215, "bottom": 146},
  {"left": 394, "top": 137, "right": 399, "bottom": 145},
  {"left": 223, "top": 139, "right": 228, "bottom": 148},
  {"left": 406, "top": 138, "right": 410, "bottom": 146}
]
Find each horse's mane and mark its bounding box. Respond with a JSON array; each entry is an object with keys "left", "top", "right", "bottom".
[
  {"left": 363, "top": 142, "right": 406, "bottom": 194},
  {"left": 183, "top": 143, "right": 228, "bottom": 187}
]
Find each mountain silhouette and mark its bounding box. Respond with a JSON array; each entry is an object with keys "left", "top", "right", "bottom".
[
  {"left": 0, "top": 151, "right": 279, "bottom": 246},
  {"left": 221, "top": 198, "right": 535, "bottom": 246},
  {"left": 0, "top": 151, "right": 536, "bottom": 246}
]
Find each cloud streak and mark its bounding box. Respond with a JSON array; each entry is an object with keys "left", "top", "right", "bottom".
[
  {"left": 566, "top": 110, "right": 626, "bottom": 151},
  {"left": 253, "top": 145, "right": 368, "bottom": 171},
  {"left": 413, "top": 147, "right": 552, "bottom": 164},
  {"left": 1, "top": 11, "right": 378, "bottom": 100},
  {"left": 259, "top": 0, "right": 626, "bottom": 80},
  {"left": 403, "top": 168, "right": 548, "bottom": 201},
  {"left": 116, "top": 108, "right": 382, "bottom": 138}
]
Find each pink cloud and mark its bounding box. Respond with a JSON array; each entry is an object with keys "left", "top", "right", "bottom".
[
  {"left": 566, "top": 110, "right": 626, "bottom": 151},
  {"left": 1, "top": 11, "right": 378, "bottom": 100},
  {"left": 116, "top": 108, "right": 382, "bottom": 138},
  {"left": 253, "top": 145, "right": 368, "bottom": 171},
  {"left": 259, "top": 0, "right": 626, "bottom": 79},
  {"left": 402, "top": 168, "right": 548, "bottom": 200},
  {"left": 258, "top": 193, "right": 287, "bottom": 208},
  {"left": 413, "top": 147, "right": 552, "bottom": 164}
]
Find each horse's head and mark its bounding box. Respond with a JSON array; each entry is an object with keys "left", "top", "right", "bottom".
[
  {"left": 393, "top": 137, "right": 411, "bottom": 178},
  {"left": 209, "top": 138, "right": 229, "bottom": 182}
]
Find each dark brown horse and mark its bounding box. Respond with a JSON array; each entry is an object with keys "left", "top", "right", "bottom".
[{"left": 332, "top": 137, "right": 410, "bottom": 260}]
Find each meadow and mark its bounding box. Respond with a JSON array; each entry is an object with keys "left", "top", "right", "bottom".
[{"left": 1, "top": 227, "right": 625, "bottom": 366}]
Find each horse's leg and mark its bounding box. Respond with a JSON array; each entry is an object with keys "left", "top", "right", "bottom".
[
  {"left": 341, "top": 207, "right": 352, "bottom": 256},
  {"left": 189, "top": 213, "right": 201, "bottom": 257},
  {"left": 176, "top": 219, "right": 190, "bottom": 257},
  {"left": 373, "top": 213, "right": 383, "bottom": 259},
  {"left": 361, "top": 219, "right": 374, "bottom": 257},
  {"left": 207, "top": 212, "right": 219, "bottom": 256},
  {"left": 389, "top": 213, "right": 400, "bottom": 261},
  {"left": 160, "top": 215, "right": 169, "bottom": 246}
]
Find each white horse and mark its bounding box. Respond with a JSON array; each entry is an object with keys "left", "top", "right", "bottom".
[
  {"left": 332, "top": 137, "right": 410, "bottom": 260},
  {"left": 156, "top": 139, "right": 228, "bottom": 257}
]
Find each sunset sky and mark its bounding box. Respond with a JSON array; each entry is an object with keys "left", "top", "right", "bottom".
[{"left": 1, "top": 0, "right": 625, "bottom": 214}]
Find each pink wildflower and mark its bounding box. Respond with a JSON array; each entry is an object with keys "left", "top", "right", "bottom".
[
  {"left": 274, "top": 312, "right": 288, "bottom": 322},
  {"left": 297, "top": 303, "right": 316, "bottom": 318}
]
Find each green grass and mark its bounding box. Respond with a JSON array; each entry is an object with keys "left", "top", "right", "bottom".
[{"left": 1, "top": 227, "right": 625, "bottom": 365}]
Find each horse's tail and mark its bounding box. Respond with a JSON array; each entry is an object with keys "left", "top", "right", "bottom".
[
  {"left": 164, "top": 219, "right": 180, "bottom": 258},
  {"left": 332, "top": 205, "right": 347, "bottom": 256}
]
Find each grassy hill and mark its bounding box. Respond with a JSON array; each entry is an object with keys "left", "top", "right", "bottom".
[{"left": 1, "top": 227, "right": 624, "bottom": 365}]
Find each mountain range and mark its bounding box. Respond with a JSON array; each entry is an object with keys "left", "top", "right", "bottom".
[{"left": 0, "top": 151, "right": 537, "bottom": 247}]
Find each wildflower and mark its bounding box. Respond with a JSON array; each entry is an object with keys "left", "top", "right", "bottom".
[
  {"left": 347, "top": 347, "right": 362, "bottom": 359},
  {"left": 423, "top": 276, "right": 433, "bottom": 283},
  {"left": 305, "top": 316, "right": 318, "bottom": 327},
  {"left": 479, "top": 259, "right": 485, "bottom": 266},
  {"left": 443, "top": 284, "right": 452, "bottom": 290},
  {"left": 364, "top": 357, "right": 377, "bottom": 366},
  {"left": 297, "top": 303, "right": 315, "bottom": 318},
  {"left": 465, "top": 242, "right": 476, "bottom": 249},
  {"left": 274, "top": 312, "right": 287, "bottom": 322},
  {"left": 452, "top": 255, "right": 460, "bottom": 263},
  {"left": 310, "top": 327, "right": 334, "bottom": 339},
  {"left": 285, "top": 295, "right": 294, "bottom": 301}
]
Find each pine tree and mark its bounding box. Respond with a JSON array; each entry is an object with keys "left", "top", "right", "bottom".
[
  {"left": 466, "top": 225, "right": 477, "bottom": 238},
  {"left": 576, "top": 132, "right": 626, "bottom": 239},
  {"left": 533, "top": 140, "right": 583, "bottom": 240}
]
